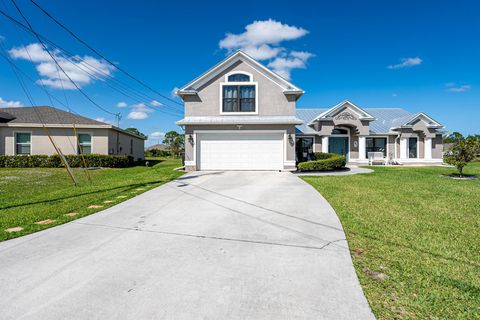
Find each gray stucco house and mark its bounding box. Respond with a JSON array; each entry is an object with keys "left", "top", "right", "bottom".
[
  {"left": 176, "top": 51, "right": 444, "bottom": 171},
  {"left": 0, "top": 106, "right": 146, "bottom": 160}
]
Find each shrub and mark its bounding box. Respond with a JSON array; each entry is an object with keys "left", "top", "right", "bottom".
[
  {"left": 444, "top": 133, "right": 480, "bottom": 176},
  {"left": 297, "top": 153, "right": 346, "bottom": 172},
  {"left": 0, "top": 154, "right": 134, "bottom": 168}
]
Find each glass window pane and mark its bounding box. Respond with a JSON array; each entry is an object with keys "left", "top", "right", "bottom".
[
  {"left": 228, "top": 74, "right": 250, "bottom": 82},
  {"left": 78, "top": 133, "right": 91, "bottom": 144},
  {"left": 16, "top": 132, "right": 31, "bottom": 144},
  {"left": 366, "top": 137, "right": 387, "bottom": 157},
  {"left": 16, "top": 144, "right": 31, "bottom": 155},
  {"left": 408, "top": 138, "right": 417, "bottom": 158},
  {"left": 79, "top": 145, "right": 91, "bottom": 155}
]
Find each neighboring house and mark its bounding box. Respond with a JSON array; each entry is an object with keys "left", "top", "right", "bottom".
[
  {"left": 175, "top": 51, "right": 444, "bottom": 171},
  {"left": 0, "top": 106, "right": 145, "bottom": 160},
  {"left": 145, "top": 143, "right": 168, "bottom": 151}
]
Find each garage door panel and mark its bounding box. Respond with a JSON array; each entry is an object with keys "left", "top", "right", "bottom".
[{"left": 198, "top": 132, "right": 284, "bottom": 171}]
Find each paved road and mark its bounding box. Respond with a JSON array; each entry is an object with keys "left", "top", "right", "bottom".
[{"left": 0, "top": 171, "right": 374, "bottom": 320}]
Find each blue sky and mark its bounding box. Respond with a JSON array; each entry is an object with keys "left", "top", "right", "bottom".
[{"left": 0, "top": 0, "right": 478, "bottom": 145}]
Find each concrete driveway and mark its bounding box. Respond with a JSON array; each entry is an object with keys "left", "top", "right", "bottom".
[{"left": 0, "top": 171, "right": 374, "bottom": 320}]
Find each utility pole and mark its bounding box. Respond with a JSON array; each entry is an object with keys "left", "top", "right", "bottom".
[{"left": 115, "top": 112, "right": 122, "bottom": 127}]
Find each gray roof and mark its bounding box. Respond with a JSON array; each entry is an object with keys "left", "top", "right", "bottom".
[
  {"left": 0, "top": 106, "right": 106, "bottom": 125},
  {"left": 296, "top": 107, "right": 419, "bottom": 134}
]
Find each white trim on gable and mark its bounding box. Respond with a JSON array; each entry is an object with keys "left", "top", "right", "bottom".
[
  {"left": 308, "top": 100, "right": 376, "bottom": 125},
  {"left": 402, "top": 112, "right": 443, "bottom": 128},
  {"left": 176, "top": 50, "right": 304, "bottom": 96}
]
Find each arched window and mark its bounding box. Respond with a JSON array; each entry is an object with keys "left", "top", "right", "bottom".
[
  {"left": 222, "top": 73, "right": 256, "bottom": 113},
  {"left": 331, "top": 128, "right": 348, "bottom": 135},
  {"left": 227, "top": 73, "right": 250, "bottom": 82}
]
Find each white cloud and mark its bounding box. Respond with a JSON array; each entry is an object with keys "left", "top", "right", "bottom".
[
  {"left": 219, "top": 19, "right": 313, "bottom": 80},
  {"left": 116, "top": 101, "right": 127, "bottom": 108},
  {"left": 150, "top": 100, "right": 162, "bottom": 107},
  {"left": 446, "top": 83, "right": 471, "bottom": 92},
  {"left": 148, "top": 131, "right": 165, "bottom": 139},
  {"left": 267, "top": 51, "right": 314, "bottom": 80},
  {"left": 127, "top": 103, "right": 154, "bottom": 120},
  {"left": 9, "top": 43, "right": 114, "bottom": 90},
  {"left": 0, "top": 97, "right": 23, "bottom": 108},
  {"left": 95, "top": 117, "right": 114, "bottom": 125},
  {"left": 387, "top": 57, "right": 422, "bottom": 69}
]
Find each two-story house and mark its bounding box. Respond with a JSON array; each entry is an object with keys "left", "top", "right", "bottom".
[{"left": 176, "top": 51, "right": 444, "bottom": 171}]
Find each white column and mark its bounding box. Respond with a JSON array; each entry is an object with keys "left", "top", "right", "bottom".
[
  {"left": 321, "top": 136, "right": 329, "bottom": 153},
  {"left": 400, "top": 137, "right": 408, "bottom": 159},
  {"left": 424, "top": 137, "right": 432, "bottom": 159},
  {"left": 358, "top": 136, "right": 366, "bottom": 160}
]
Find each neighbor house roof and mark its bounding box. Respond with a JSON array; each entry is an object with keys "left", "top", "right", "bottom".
[
  {"left": 0, "top": 106, "right": 147, "bottom": 139},
  {"left": 176, "top": 50, "right": 304, "bottom": 97},
  {"left": 0, "top": 106, "right": 106, "bottom": 125},
  {"left": 296, "top": 107, "right": 443, "bottom": 134}
]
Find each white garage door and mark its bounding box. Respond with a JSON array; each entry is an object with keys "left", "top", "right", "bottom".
[{"left": 197, "top": 132, "right": 284, "bottom": 171}]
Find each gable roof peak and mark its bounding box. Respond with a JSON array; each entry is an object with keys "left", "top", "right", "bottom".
[{"left": 176, "top": 50, "right": 304, "bottom": 97}]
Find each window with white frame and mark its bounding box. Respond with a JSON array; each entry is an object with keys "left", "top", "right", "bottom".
[
  {"left": 222, "top": 73, "right": 256, "bottom": 113},
  {"left": 366, "top": 137, "right": 387, "bottom": 157},
  {"left": 15, "top": 132, "right": 31, "bottom": 155},
  {"left": 408, "top": 137, "right": 418, "bottom": 158},
  {"left": 78, "top": 133, "right": 92, "bottom": 154}
]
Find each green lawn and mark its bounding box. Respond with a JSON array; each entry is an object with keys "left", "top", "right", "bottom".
[
  {"left": 0, "top": 157, "right": 183, "bottom": 242},
  {"left": 302, "top": 163, "right": 480, "bottom": 319}
]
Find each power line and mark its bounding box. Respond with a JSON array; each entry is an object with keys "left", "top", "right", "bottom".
[
  {"left": 10, "top": 0, "right": 118, "bottom": 117},
  {"left": 0, "top": 6, "right": 183, "bottom": 117},
  {"left": 29, "top": 0, "right": 183, "bottom": 107}
]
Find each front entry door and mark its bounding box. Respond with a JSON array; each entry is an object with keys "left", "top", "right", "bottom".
[{"left": 329, "top": 137, "right": 349, "bottom": 159}]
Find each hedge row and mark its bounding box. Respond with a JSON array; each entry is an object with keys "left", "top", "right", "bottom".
[
  {"left": 0, "top": 154, "right": 134, "bottom": 168},
  {"left": 297, "top": 153, "right": 346, "bottom": 172}
]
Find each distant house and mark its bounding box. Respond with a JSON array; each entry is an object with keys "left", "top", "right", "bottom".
[
  {"left": 0, "top": 106, "right": 145, "bottom": 160},
  {"left": 145, "top": 143, "right": 168, "bottom": 151}
]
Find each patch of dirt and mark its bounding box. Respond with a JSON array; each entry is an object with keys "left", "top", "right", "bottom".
[
  {"left": 5, "top": 226, "right": 23, "bottom": 233},
  {"left": 104, "top": 200, "right": 115, "bottom": 203},
  {"left": 88, "top": 205, "right": 104, "bottom": 209},
  {"left": 34, "top": 219, "right": 56, "bottom": 225},
  {"left": 352, "top": 248, "right": 365, "bottom": 258},
  {"left": 64, "top": 212, "right": 79, "bottom": 217},
  {"left": 362, "top": 267, "right": 388, "bottom": 281}
]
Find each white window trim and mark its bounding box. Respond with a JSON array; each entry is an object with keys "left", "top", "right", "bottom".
[
  {"left": 76, "top": 131, "right": 93, "bottom": 155},
  {"left": 296, "top": 135, "right": 316, "bottom": 152},
  {"left": 329, "top": 127, "right": 350, "bottom": 160},
  {"left": 224, "top": 71, "right": 253, "bottom": 82},
  {"left": 407, "top": 136, "right": 419, "bottom": 159},
  {"left": 219, "top": 81, "right": 259, "bottom": 115},
  {"left": 186, "top": 130, "right": 290, "bottom": 168},
  {"left": 13, "top": 131, "right": 32, "bottom": 155},
  {"left": 365, "top": 136, "right": 390, "bottom": 160}
]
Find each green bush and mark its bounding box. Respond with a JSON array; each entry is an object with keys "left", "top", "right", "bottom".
[
  {"left": 0, "top": 154, "right": 134, "bottom": 168},
  {"left": 297, "top": 153, "right": 346, "bottom": 172}
]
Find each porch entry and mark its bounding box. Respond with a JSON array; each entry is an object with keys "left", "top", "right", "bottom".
[{"left": 328, "top": 137, "right": 349, "bottom": 159}]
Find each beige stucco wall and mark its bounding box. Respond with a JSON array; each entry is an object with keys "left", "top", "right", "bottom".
[
  {"left": 432, "top": 134, "right": 443, "bottom": 159},
  {"left": 0, "top": 127, "right": 144, "bottom": 159},
  {"left": 184, "top": 124, "right": 295, "bottom": 170},
  {"left": 0, "top": 127, "right": 108, "bottom": 156},
  {"left": 184, "top": 60, "right": 296, "bottom": 117},
  {"left": 107, "top": 130, "right": 145, "bottom": 160}
]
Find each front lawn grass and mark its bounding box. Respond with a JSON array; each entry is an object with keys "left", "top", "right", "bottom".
[
  {"left": 302, "top": 163, "right": 480, "bottom": 319},
  {"left": 0, "top": 157, "right": 183, "bottom": 242}
]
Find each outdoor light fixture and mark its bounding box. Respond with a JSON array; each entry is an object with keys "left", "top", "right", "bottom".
[
  {"left": 288, "top": 134, "right": 294, "bottom": 144},
  {"left": 188, "top": 134, "right": 194, "bottom": 145}
]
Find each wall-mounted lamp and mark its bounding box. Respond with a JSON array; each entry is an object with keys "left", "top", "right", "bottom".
[
  {"left": 188, "top": 134, "right": 194, "bottom": 145},
  {"left": 288, "top": 134, "right": 294, "bottom": 144}
]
